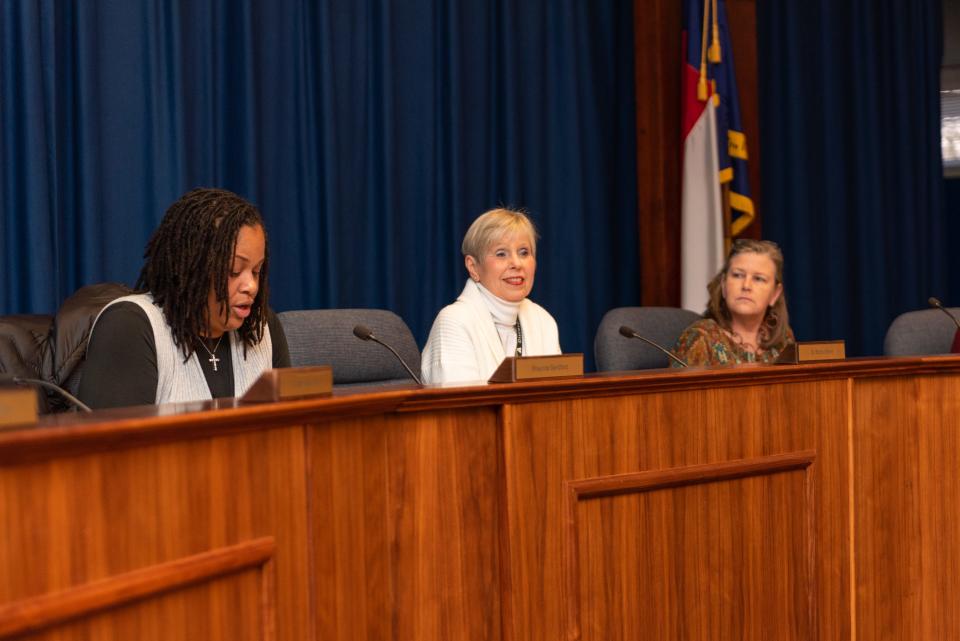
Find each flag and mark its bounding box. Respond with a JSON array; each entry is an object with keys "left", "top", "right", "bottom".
[{"left": 681, "top": 0, "right": 754, "bottom": 312}]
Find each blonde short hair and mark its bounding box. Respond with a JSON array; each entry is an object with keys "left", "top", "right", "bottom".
[{"left": 461, "top": 208, "right": 538, "bottom": 259}]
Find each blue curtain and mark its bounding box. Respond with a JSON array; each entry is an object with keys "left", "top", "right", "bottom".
[
  {"left": 757, "top": 0, "right": 946, "bottom": 356},
  {"left": 942, "top": 178, "right": 960, "bottom": 307},
  {"left": 0, "top": 0, "right": 638, "bottom": 367}
]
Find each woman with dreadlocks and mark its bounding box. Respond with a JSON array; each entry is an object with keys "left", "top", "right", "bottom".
[{"left": 78, "top": 188, "right": 290, "bottom": 409}]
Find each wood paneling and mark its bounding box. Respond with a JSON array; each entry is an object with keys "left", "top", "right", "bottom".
[
  {"left": 0, "top": 538, "right": 275, "bottom": 639},
  {"left": 1, "top": 357, "right": 959, "bottom": 640},
  {"left": 634, "top": 0, "right": 682, "bottom": 306},
  {"left": 500, "top": 380, "right": 850, "bottom": 641},
  {"left": 16, "top": 570, "right": 268, "bottom": 641},
  {"left": 307, "top": 408, "right": 502, "bottom": 641},
  {"left": 0, "top": 427, "right": 310, "bottom": 641},
  {"left": 853, "top": 373, "right": 960, "bottom": 640},
  {"left": 567, "top": 456, "right": 813, "bottom": 640}
]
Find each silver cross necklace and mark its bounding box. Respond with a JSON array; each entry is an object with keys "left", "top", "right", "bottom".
[{"left": 198, "top": 335, "right": 225, "bottom": 372}]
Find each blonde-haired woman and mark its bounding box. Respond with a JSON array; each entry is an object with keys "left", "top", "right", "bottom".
[
  {"left": 673, "top": 239, "right": 794, "bottom": 366},
  {"left": 421, "top": 208, "right": 561, "bottom": 384}
]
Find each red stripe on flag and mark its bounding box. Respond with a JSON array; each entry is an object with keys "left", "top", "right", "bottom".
[{"left": 681, "top": 63, "right": 707, "bottom": 140}]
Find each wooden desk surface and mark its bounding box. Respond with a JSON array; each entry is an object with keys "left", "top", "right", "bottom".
[{"left": 2, "top": 356, "right": 959, "bottom": 640}]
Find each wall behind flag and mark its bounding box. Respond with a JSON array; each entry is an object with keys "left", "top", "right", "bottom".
[
  {"left": 0, "top": 0, "right": 639, "bottom": 368},
  {"left": 636, "top": 0, "right": 763, "bottom": 308}
]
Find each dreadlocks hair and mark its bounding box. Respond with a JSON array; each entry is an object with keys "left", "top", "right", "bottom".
[{"left": 136, "top": 187, "right": 270, "bottom": 362}]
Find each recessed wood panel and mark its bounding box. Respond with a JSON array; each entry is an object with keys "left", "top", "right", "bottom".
[
  {"left": 15, "top": 566, "right": 266, "bottom": 641},
  {"left": 0, "top": 538, "right": 275, "bottom": 638},
  {"left": 500, "top": 380, "right": 850, "bottom": 641},
  {"left": 0, "top": 428, "right": 310, "bottom": 641},
  {"left": 566, "top": 454, "right": 814, "bottom": 641}
]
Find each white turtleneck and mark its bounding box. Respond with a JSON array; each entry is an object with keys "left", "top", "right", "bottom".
[
  {"left": 472, "top": 280, "right": 522, "bottom": 356},
  {"left": 420, "top": 279, "right": 562, "bottom": 384}
]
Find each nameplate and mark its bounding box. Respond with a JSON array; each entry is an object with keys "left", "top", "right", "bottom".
[
  {"left": 775, "top": 340, "right": 846, "bottom": 365},
  {"left": 488, "top": 354, "right": 584, "bottom": 383},
  {"left": 0, "top": 387, "right": 38, "bottom": 429},
  {"left": 240, "top": 366, "right": 333, "bottom": 402}
]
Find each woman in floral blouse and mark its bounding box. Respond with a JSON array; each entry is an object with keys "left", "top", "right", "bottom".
[{"left": 673, "top": 239, "right": 794, "bottom": 367}]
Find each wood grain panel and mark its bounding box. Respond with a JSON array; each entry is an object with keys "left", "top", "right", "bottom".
[
  {"left": 565, "top": 453, "right": 814, "bottom": 640},
  {"left": 500, "top": 380, "right": 850, "bottom": 641},
  {"left": 0, "top": 538, "right": 275, "bottom": 639},
  {"left": 307, "top": 407, "right": 502, "bottom": 641},
  {"left": 16, "top": 567, "right": 266, "bottom": 641},
  {"left": 853, "top": 373, "right": 960, "bottom": 640},
  {"left": 634, "top": 0, "right": 682, "bottom": 305},
  {"left": 2, "top": 360, "right": 959, "bottom": 640},
  {"left": 0, "top": 427, "right": 310, "bottom": 641}
]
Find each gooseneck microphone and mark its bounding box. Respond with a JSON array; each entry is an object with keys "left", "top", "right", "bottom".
[
  {"left": 0, "top": 373, "right": 93, "bottom": 413},
  {"left": 618, "top": 325, "right": 689, "bottom": 368},
  {"left": 352, "top": 325, "right": 423, "bottom": 385},
  {"left": 928, "top": 297, "right": 960, "bottom": 331}
]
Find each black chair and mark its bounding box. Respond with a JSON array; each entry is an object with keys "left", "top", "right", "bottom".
[
  {"left": 883, "top": 308, "right": 960, "bottom": 356},
  {"left": 594, "top": 306, "right": 701, "bottom": 371},
  {"left": 277, "top": 309, "right": 421, "bottom": 386},
  {"left": 0, "top": 282, "right": 133, "bottom": 412}
]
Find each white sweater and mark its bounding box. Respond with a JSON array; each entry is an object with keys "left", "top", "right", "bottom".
[
  {"left": 421, "top": 280, "right": 561, "bottom": 384},
  {"left": 94, "top": 293, "right": 273, "bottom": 404}
]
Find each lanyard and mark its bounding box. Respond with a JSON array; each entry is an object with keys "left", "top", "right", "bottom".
[{"left": 515, "top": 318, "right": 523, "bottom": 357}]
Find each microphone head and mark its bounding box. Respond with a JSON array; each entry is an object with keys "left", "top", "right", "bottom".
[
  {"left": 353, "top": 325, "right": 375, "bottom": 341},
  {"left": 0, "top": 372, "right": 17, "bottom": 384},
  {"left": 618, "top": 325, "right": 636, "bottom": 338},
  {"left": 929, "top": 297, "right": 943, "bottom": 309}
]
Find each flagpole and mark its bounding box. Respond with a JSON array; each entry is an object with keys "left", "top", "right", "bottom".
[{"left": 722, "top": 182, "right": 732, "bottom": 254}]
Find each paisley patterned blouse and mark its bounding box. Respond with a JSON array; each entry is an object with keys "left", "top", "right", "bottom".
[{"left": 671, "top": 318, "right": 794, "bottom": 367}]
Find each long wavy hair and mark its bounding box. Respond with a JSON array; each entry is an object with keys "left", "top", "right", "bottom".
[
  {"left": 705, "top": 239, "right": 790, "bottom": 351},
  {"left": 136, "top": 188, "right": 269, "bottom": 361}
]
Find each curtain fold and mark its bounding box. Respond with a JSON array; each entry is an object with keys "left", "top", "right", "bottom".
[
  {"left": 758, "top": 0, "right": 944, "bottom": 356},
  {"left": 0, "top": 0, "right": 638, "bottom": 367}
]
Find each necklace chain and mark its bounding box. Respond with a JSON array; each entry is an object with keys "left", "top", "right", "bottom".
[{"left": 197, "top": 335, "right": 225, "bottom": 372}]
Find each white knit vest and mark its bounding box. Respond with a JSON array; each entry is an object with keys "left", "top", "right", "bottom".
[{"left": 93, "top": 293, "right": 272, "bottom": 404}]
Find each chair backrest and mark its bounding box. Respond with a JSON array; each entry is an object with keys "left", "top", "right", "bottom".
[
  {"left": 0, "top": 314, "right": 53, "bottom": 379},
  {"left": 0, "top": 282, "right": 133, "bottom": 413},
  {"left": 53, "top": 283, "right": 135, "bottom": 398},
  {"left": 0, "top": 314, "right": 54, "bottom": 413},
  {"left": 278, "top": 309, "right": 421, "bottom": 385},
  {"left": 594, "top": 306, "right": 701, "bottom": 371},
  {"left": 883, "top": 308, "right": 960, "bottom": 356}
]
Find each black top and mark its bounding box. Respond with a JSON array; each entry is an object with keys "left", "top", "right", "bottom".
[{"left": 78, "top": 302, "right": 291, "bottom": 409}]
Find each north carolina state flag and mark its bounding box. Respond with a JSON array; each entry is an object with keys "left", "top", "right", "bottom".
[{"left": 681, "top": 0, "right": 754, "bottom": 311}]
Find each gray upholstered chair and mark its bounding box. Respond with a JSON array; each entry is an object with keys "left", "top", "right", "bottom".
[
  {"left": 883, "top": 308, "right": 960, "bottom": 356},
  {"left": 277, "top": 309, "right": 421, "bottom": 385},
  {"left": 594, "top": 306, "right": 701, "bottom": 371}
]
